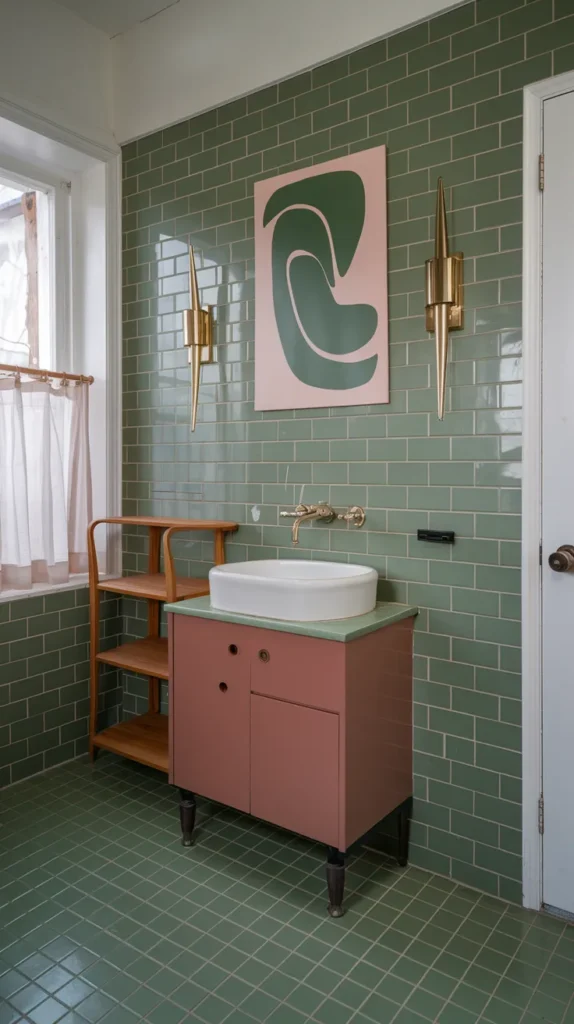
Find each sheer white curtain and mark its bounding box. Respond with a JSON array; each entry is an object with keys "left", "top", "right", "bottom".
[{"left": 0, "top": 377, "right": 92, "bottom": 590}]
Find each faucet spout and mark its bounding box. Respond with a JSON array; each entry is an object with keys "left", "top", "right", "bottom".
[{"left": 292, "top": 508, "right": 321, "bottom": 545}]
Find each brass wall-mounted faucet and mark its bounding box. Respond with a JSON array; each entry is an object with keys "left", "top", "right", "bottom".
[{"left": 280, "top": 503, "right": 366, "bottom": 545}]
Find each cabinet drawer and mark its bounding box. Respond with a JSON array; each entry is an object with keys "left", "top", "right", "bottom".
[
  {"left": 251, "top": 695, "right": 339, "bottom": 846},
  {"left": 250, "top": 630, "right": 344, "bottom": 712}
]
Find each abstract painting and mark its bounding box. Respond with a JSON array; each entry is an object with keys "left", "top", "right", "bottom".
[{"left": 254, "top": 145, "right": 388, "bottom": 411}]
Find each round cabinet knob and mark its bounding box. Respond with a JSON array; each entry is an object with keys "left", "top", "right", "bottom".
[
  {"left": 258, "top": 649, "right": 270, "bottom": 663},
  {"left": 228, "top": 644, "right": 238, "bottom": 655},
  {"left": 219, "top": 682, "right": 228, "bottom": 692},
  {"left": 548, "top": 544, "right": 574, "bottom": 572}
]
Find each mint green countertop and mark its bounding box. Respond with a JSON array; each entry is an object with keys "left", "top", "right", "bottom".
[{"left": 166, "top": 597, "right": 417, "bottom": 642}]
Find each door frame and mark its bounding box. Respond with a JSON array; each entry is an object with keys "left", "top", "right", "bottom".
[{"left": 522, "top": 69, "right": 574, "bottom": 910}]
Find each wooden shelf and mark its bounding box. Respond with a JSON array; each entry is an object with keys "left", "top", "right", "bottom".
[
  {"left": 92, "top": 712, "right": 168, "bottom": 773},
  {"left": 89, "top": 515, "right": 237, "bottom": 773},
  {"left": 97, "top": 637, "right": 168, "bottom": 679},
  {"left": 98, "top": 573, "right": 209, "bottom": 601}
]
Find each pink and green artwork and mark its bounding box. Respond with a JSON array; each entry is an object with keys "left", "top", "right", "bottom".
[{"left": 254, "top": 145, "right": 388, "bottom": 412}]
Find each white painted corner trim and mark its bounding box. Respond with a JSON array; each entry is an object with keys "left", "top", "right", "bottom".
[
  {"left": 104, "top": 150, "right": 123, "bottom": 576},
  {"left": 0, "top": 93, "right": 118, "bottom": 161},
  {"left": 522, "top": 69, "right": 574, "bottom": 910}
]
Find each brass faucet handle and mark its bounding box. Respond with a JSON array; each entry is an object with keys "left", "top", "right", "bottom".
[
  {"left": 337, "top": 505, "right": 366, "bottom": 528},
  {"left": 315, "top": 503, "right": 336, "bottom": 522}
]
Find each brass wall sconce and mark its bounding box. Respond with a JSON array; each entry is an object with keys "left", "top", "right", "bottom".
[
  {"left": 182, "top": 245, "right": 214, "bottom": 431},
  {"left": 425, "top": 178, "right": 463, "bottom": 420}
]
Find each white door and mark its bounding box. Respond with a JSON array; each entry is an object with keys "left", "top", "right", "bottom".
[{"left": 542, "top": 88, "right": 574, "bottom": 916}]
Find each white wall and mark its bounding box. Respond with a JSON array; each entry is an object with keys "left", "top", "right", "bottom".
[
  {"left": 0, "top": 0, "right": 115, "bottom": 153},
  {"left": 113, "top": 0, "right": 459, "bottom": 144}
]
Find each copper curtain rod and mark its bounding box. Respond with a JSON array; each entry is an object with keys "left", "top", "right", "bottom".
[{"left": 0, "top": 363, "right": 94, "bottom": 384}]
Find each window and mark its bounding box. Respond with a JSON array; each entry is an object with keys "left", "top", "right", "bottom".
[
  {"left": 0, "top": 113, "right": 121, "bottom": 599},
  {"left": 0, "top": 174, "right": 56, "bottom": 368},
  {"left": 0, "top": 150, "right": 113, "bottom": 596}
]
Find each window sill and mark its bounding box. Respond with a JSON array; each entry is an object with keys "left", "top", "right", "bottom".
[{"left": 0, "top": 573, "right": 113, "bottom": 605}]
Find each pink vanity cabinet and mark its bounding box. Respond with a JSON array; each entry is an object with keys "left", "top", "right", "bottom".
[{"left": 168, "top": 600, "right": 416, "bottom": 916}]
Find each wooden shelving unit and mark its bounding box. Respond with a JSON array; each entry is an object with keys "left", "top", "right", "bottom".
[{"left": 88, "top": 516, "right": 238, "bottom": 773}]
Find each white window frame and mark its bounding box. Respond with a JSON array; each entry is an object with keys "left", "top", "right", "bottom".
[
  {"left": 0, "top": 166, "right": 62, "bottom": 370},
  {"left": 0, "top": 105, "right": 122, "bottom": 600}
]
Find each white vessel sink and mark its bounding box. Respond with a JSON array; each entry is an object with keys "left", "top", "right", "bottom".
[{"left": 209, "top": 560, "right": 378, "bottom": 621}]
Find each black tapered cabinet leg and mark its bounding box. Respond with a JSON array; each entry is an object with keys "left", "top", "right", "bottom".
[
  {"left": 397, "top": 798, "right": 412, "bottom": 867},
  {"left": 326, "top": 847, "right": 345, "bottom": 917},
  {"left": 179, "top": 789, "right": 196, "bottom": 847}
]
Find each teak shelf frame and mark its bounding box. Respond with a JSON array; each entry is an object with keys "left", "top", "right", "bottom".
[{"left": 88, "top": 516, "right": 237, "bottom": 773}]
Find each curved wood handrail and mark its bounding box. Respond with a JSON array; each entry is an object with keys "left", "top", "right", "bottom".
[
  {"left": 162, "top": 525, "right": 228, "bottom": 601},
  {"left": 87, "top": 517, "right": 237, "bottom": 591}
]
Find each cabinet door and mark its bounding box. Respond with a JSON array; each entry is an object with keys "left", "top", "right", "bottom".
[
  {"left": 171, "top": 617, "right": 250, "bottom": 812},
  {"left": 251, "top": 694, "right": 339, "bottom": 846}
]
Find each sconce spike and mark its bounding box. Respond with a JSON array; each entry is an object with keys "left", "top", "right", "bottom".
[
  {"left": 182, "top": 245, "right": 214, "bottom": 432},
  {"left": 189, "top": 244, "right": 200, "bottom": 311},
  {"left": 435, "top": 177, "right": 449, "bottom": 260},
  {"left": 425, "top": 178, "right": 463, "bottom": 420},
  {"left": 190, "top": 340, "right": 201, "bottom": 432},
  {"left": 435, "top": 303, "right": 449, "bottom": 423}
]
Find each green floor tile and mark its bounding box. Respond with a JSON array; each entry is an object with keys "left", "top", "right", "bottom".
[
  {"left": 123, "top": 986, "right": 162, "bottom": 1016},
  {"left": 37, "top": 966, "right": 76, "bottom": 995},
  {"left": 481, "top": 996, "right": 523, "bottom": 1022},
  {"left": 260, "top": 970, "right": 298, "bottom": 1000},
  {"left": 9, "top": 981, "right": 47, "bottom": 1013},
  {"left": 437, "top": 1003, "right": 479, "bottom": 1024},
  {"left": 536, "top": 969, "right": 574, "bottom": 1003},
  {"left": 563, "top": 1002, "right": 574, "bottom": 1024},
  {"left": 144, "top": 1000, "right": 187, "bottom": 1024},
  {"left": 525, "top": 990, "right": 566, "bottom": 1023},
  {"left": 101, "top": 973, "right": 138, "bottom": 1001},
  {"left": 171, "top": 979, "right": 209, "bottom": 1010},
  {"left": 285, "top": 983, "right": 325, "bottom": 1014},
  {"left": 74, "top": 991, "right": 116, "bottom": 1022},
  {"left": 360, "top": 992, "right": 400, "bottom": 1023},
  {"left": 55, "top": 978, "right": 94, "bottom": 1008},
  {"left": 27, "top": 998, "right": 68, "bottom": 1024},
  {"left": 239, "top": 988, "right": 280, "bottom": 1021},
  {"left": 96, "top": 1007, "right": 139, "bottom": 1024},
  {"left": 18, "top": 953, "right": 54, "bottom": 980},
  {"left": 405, "top": 986, "right": 446, "bottom": 1019},
  {"left": 376, "top": 972, "right": 413, "bottom": 1004},
  {"left": 0, "top": 970, "right": 28, "bottom": 1000},
  {"left": 60, "top": 950, "right": 98, "bottom": 975},
  {"left": 3, "top": 761, "right": 574, "bottom": 1024},
  {"left": 392, "top": 1010, "right": 428, "bottom": 1024},
  {"left": 0, "top": 1007, "right": 22, "bottom": 1024}
]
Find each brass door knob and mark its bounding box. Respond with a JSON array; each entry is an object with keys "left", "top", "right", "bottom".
[{"left": 548, "top": 545, "right": 574, "bottom": 572}]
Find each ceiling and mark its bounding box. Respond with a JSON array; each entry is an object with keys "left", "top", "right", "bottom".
[{"left": 54, "top": 0, "right": 180, "bottom": 37}]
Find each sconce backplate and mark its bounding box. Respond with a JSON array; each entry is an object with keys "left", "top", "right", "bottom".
[{"left": 425, "top": 252, "right": 464, "bottom": 332}]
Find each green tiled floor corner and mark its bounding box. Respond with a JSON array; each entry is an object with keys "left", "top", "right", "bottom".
[{"left": 1, "top": 758, "right": 572, "bottom": 1023}]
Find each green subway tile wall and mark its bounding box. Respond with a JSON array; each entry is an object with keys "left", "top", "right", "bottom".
[
  {"left": 119, "top": 0, "right": 574, "bottom": 902},
  {"left": 0, "top": 590, "right": 122, "bottom": 787}
]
